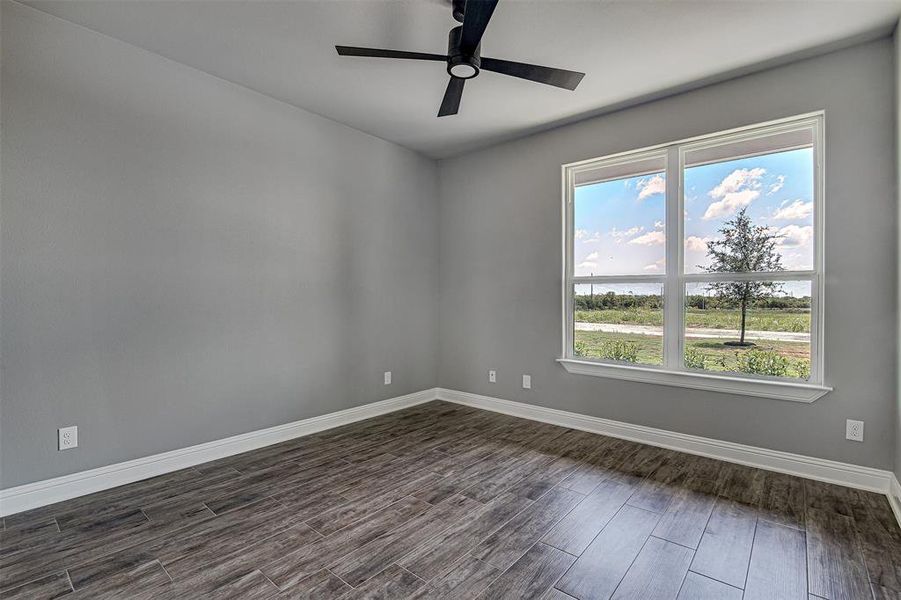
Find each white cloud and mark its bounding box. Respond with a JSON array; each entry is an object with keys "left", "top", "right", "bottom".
[
  {"left": 772, "top": 199, "right": 813, "bottom": 220},
  {"left": 628, "top": 230, "right": 666, "bottom": 246},
  {"left": 584, "top": 251, "right": 600, "bottom": 261},
  {"left": 618, "top": 226, "right": 643, "bottom": 237},
  {"left": 653, "top": 220, "right": 664, "bottom": 229},
  {"left": 774, "top": 224, "right": 813, "bottom": 248},
  {"left": 577, "top": 261, "right": 599, "bottom": 270},
  {"left": 780, "top": 250, "right": 809, "bottom": 270},
  {"left": 576, "top": 229, "right": 603, "bottom": 244},
  {"left": 768, "top": 175, "right": 786, "bottom": 195},
  {"left": 684, "top": 236, "right": 712, "bottom": 252},
  {"left": 710, "top": 168, "right": 766, "bottom": 198},
  {"left": 636, "top": 175, "right": 666, "bottom": 201},
  {"left": 609, "top": 226, "right": 644, "bottom": 244},
  {"left": 643, "top": 258, "right": 666, "bottom": 271},
  {"left": 703, "top": 190, "right": 759, "bottom": 220},
  {"left": 703, "top": 167, "right": 766, "bottom": 220}
]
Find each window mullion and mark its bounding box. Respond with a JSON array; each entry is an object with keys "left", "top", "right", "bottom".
[
  {"left": 572, "top": 275, "right": 666, "bottom": 285},
  {"left": 663, "top": 146, "right": 683, "bottom": 371},
  {"left": 683, "top": 271, "right": 816, "bottom": 283},
  {"left": 563, "top": 165, "right": 574, "bottom": 359}
]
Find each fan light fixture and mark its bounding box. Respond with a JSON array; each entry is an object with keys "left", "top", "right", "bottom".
[{"left": 449, "top": 63, "right": 478, "bottom": 79}]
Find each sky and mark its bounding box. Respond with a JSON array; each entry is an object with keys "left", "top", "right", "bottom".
[{"left": 573, "top": 147, "right": 814, "bottom": 296}]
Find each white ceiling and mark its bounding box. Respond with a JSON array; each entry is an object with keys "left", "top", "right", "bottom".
[{"left": 23, "top": 0, "right": 901, "bottom": 158}]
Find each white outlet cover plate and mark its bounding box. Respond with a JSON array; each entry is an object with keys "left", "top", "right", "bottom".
[
  {"left": 384, "top": 371, "right": 391, "bottom": 385},
  {"left": 845, "top": 419, "right": 864, "bottom": 442},
  {"left": 489, "top": 370, "right": 496, "bottom": 383},
  {"left": 522, "top": 375, "right": 531, "bottom": 389},
  {"left": 58, "top": 426, "right": 78, "bottom": 450}
]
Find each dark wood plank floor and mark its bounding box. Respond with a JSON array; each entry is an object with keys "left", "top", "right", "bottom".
[{"left": 2, "top": 401, "right": 899, "bottom": 599}]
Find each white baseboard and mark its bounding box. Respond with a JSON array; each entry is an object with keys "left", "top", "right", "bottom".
[
  {"left": 4, "top": 386, "right": 899, "bottom": 530},
  {"left": 436, "top": 388, "right": 900, "bottom": 511},
  {"left": 0, "top": 388, "right": 437, "bottom": 517}
]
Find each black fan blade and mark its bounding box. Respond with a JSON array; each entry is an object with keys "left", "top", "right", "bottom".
[
  {"left": 460, "top": 0, "right": 499, "bottom": 56},
  {"left": 480, "top": 57, "right": 585, "bottom": 90},
  {"left": 438, "top": 77, "right": 465, "bottom": 117},
  {"left": 336, "top": 46, "right": 446, "bottom": 61}
]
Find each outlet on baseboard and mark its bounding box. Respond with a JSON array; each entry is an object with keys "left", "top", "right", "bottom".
[
  {"left": 488, "top": 370, "right": 496, "bottom": 383},
  {"left": 384, "top": 371, "right": 392, "bottom": 385},
  {"left": 845, "top": 419, "right": 864, "bottom": 442},
  {"left": 522, "top": 374, "right": 531, "bottom": 389},
  {"left": 58, "top": 426, "right": 78, "bottom": 451}
]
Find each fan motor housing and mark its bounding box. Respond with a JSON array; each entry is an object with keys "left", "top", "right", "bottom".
[{"left": 447, "top": 25, "right": 480, "bottom": 79}]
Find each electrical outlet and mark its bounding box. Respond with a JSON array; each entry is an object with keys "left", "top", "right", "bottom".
[
  {"left": 384, "top": 371, "right": 392, "bottom": 385},
  {"left": 488, "top": 370, "right": 496, "bottom": 383},
  {"left": 522, "top": 374, "right": 531, "bottom": 389},
  {"left": 845, "top": 419, "right": 864, "bottom": 442},
  {"left": 58, "top": 426, "right": 78, "bottom": 451}
]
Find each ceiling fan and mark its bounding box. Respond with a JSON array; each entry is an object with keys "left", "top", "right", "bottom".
[{"left": 335, "top": 0, "right": 585, "bottom": 117}]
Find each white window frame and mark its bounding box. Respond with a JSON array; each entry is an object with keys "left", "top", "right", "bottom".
[{"left": 558, "top": 112, "right": 831, "bottom": 403}]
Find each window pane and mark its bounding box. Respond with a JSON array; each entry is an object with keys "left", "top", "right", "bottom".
[
  {"left": 684, "top": 139, "right": 814, "bottom": 274},
  {"left": 684, "top": 281, "right": 811, "bottom": 380},
  {"left": 573, "top": 155, "right": 666, "bottom": 276},
  {"left": 574, "top": 283, "right": 663, "bottom": 365}
]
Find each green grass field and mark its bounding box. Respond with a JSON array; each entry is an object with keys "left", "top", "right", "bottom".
[
  {"left": 574, "top": 330, "right": 810, "bottom": 379},
  {"left": 574, "top": 308, "right": 809, "bottom": 333}
]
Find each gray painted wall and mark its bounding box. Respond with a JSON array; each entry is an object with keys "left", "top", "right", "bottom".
[
  {"left": 0, "top": 2, "right": 439, "bottom": 488},
  {"left": 895, "top": 24, "right": 901, "bottom": 482},
  {"left": 438, "top": 39, "right": 898, "bottom": 470}
]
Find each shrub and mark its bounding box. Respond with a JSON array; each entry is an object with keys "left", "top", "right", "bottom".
[
  {"left": 734, "top": 349, "right": 790, "bottom": 377},
  {"left": 684, "top": 347, "right": 706, "bottom": 369},
  {"left": 794, "top": 359, "right": 811, "bottom": 380},
  {"left": 574, "top": 340, "right": 589, "bottom": 357},
  {"left": 599, "top": 339, "right": 639, "bottom": 362}
]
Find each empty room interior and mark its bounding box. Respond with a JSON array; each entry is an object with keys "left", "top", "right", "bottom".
[{"left": 3, "top": 0, "right": 901, "bottom": 598}]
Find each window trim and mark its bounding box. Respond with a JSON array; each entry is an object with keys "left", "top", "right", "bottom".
[{"left": 560, "top": 112, "right": 831, "bottom": 403}]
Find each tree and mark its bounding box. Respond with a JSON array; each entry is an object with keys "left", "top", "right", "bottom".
[{"left": 703, "top": 208, "right": 783, "bottom": 345}]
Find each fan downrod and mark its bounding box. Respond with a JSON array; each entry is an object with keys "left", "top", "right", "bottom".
[{"left": 452, "top": 0, "right": 466, "bottom": 23}]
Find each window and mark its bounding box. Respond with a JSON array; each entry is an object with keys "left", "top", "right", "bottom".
[{"left": 560, "top": 114, "right": 829, "bottom": 402}]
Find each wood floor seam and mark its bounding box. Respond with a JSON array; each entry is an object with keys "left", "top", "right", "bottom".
[
  {"left": 604, "top": 523, "right": 656, "bottom": 599},
  {"left": 155, "top": 560, "right": 174, "bottom": 584},
  {"left": 648, "top": 534, "right": 696, "bottom": 552},
  {"left": 684, "top": 568, "right": 747, "bottom": 591},
  {"left": 63, "top": 569, "right": 74, "bottom": 594}
]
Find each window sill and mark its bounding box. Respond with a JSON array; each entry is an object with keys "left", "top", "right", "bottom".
[{"left": 556, "top": 358, "right": 831, "bottom": 403}]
